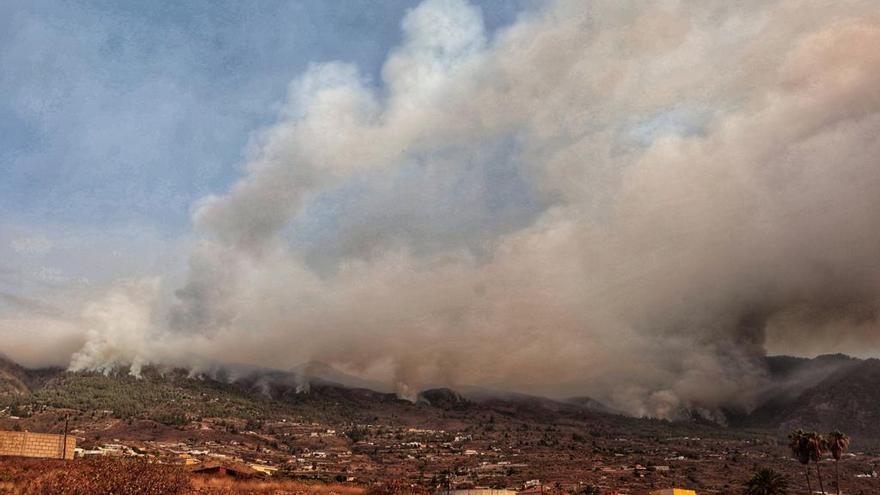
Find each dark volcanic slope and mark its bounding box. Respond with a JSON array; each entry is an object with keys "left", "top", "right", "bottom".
[
  {"left": 732, "top": 354, "right": 860, "bottom": 426},
  {"left": 748, "top": 358, "right": 880, "bottom": 438}
]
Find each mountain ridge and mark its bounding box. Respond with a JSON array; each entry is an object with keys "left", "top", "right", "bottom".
[{"left": 1, "top": 353, "right": 878, "bottom": 439}]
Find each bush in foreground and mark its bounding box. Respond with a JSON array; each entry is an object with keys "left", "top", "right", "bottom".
[
  {"left": 1, "top": 457, "right": 364, "bottom": 495},
  {"left": 364, "top": 481, "right": 429, "bottom": 495},
  {"left": 19, "top": 458, "right": 189, "bottom": 495}
]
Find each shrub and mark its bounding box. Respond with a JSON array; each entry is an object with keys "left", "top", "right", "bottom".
[
  {"left": 365, "top": 480, "right": 429, "bottom": 495},
  {"left": 20, "top": 458, "right": 190, "bottom": 495}
]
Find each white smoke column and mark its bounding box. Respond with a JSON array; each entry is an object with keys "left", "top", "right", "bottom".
[
  {"left": 64, "top": 0, "right": 880, "bottom": 418},
  {"left": 68, "top": 278, "right": 162, "bottom": 376}
]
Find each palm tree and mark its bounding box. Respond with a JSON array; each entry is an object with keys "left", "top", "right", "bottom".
[
  {"left": 827, "top": 431, "right": 850, "bottom": 495},
  {"left": 744, "top": 467, "right": 789, "bottom": 495},
  {"left": 805, "top": 431, "right": 828, "bottom": 495},
  {"left": 789, "top": 429, "right": 812, "bottom": 494}
]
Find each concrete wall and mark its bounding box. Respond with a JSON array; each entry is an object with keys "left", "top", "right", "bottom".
[{"left": 0, "top": 430, "right": 76, "bottom": 460}]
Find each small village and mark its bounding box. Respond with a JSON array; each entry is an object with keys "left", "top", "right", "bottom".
[{"left": 3, "top": 404, "right": 878, "bottom": 495}]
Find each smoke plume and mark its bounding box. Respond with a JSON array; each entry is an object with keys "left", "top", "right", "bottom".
[{"left": 16, "top": 0, "right": 880, "bottom": 418}]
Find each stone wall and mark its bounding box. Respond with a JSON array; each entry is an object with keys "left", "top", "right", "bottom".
[{"left": 0, "top": 430, "right": 76, "bottom": 460}]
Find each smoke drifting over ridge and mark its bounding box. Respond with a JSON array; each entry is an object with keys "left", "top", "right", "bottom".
[{"left": 13, "top": 0, "right": 880, "bottom": 418}]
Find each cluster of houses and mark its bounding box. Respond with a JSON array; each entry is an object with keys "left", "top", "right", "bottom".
[{"left": 437, "top": 486, "right": 696, "bottom": 495}]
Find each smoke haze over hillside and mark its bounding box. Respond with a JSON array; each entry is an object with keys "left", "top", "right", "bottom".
[{"left": 3, "top": 0, "right": 880, "bottom": 419}]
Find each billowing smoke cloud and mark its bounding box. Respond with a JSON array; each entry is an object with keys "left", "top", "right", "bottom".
[{"left": 20, "top": 0, "right": 880, "bottom": 418}]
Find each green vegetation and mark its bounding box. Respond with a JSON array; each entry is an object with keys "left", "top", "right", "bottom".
[
  {"left": 345, "top": 427, "right": 368, "bottom": 442},
  {"left": 0, "top": 365, "right": 422, "bottom": 428},
  {"left": 574, "top": 485, "right": 600, "bottom": 495},
  {"left": 0, "top": 369, "right": 286, "bottom": 426},
  {"left": 744, "top": 467, "right": 788, "bottom": 495}
]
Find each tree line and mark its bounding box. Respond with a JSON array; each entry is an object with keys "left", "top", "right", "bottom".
[
  {"left": 787, "top": 429, "right": 850, "bottom": 495},
  {"left": 743, "top": 429, "right": 851, "bottom": 495}
]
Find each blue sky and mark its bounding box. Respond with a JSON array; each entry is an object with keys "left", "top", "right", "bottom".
[{"left": 0, "top": 0, "right": 535, "bottom": 234}]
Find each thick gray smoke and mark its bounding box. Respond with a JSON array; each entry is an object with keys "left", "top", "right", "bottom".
[{"left": 18, "top": 0, "right": 880, "bottom": 418}]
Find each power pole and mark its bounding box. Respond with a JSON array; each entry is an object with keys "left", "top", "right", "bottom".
[{"left": 61, "top": 414, "right": 69, "bottom": 460}]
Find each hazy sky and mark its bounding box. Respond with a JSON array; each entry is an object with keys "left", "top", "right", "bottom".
[
  {"left": 2, "top": 0, "right": 879, "bottom": 419},
  {"left": 0, "top": 0, "right": 534, "bottom": 290},
  {"left": 0, "top": 0, "right": 547, "bottom": 364}
]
